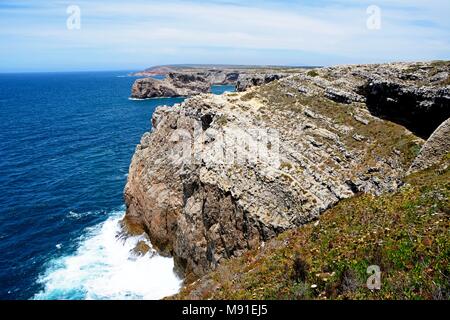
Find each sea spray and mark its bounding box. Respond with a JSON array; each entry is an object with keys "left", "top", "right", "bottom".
[{"left": 34, "top": 209, "right": 182, "bottom": 300}]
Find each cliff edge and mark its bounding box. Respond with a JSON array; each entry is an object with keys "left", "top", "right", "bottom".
[
  {"left": 124, "top": 61, "right": 449, "bottom": 280},
  {"left": 130, "top": 67, "right": 291, "bottom": 99}
]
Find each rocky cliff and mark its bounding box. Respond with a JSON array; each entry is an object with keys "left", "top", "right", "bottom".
[
  {"left": 130, "top": 67, "right": 297, "bottom": 99},
  {"left": 124, "top": 61, "right": 449, "bottom": 280},
  {"left": 131, "top": 69, "right": 242, "bottom": 99},
  {"left": 236, "top": 73, "right": 288, "bottom": 91},
  {"left": 409, "top": 117, "right": 450, "bottom": 173},
  {"left": 131, "top": 73, "right": 211, "bottom": 99}
]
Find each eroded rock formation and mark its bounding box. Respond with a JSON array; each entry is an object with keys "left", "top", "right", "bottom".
[
  {"left": 131, "top": 74, "right": 210, "bottom": 99},
  {"left": 409, "top": 117, "right": 450, "bottom": 173},
  {"left": 124, "top": 61, "right": 449, "bottom": 280},
  {"left": 131, "top": 68, "right": 293, "bottom": 99},
  {"left": 236, "top": 73, "right": 288, "bottom": 92}
]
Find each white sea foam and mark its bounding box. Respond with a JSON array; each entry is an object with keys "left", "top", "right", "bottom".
[
  {"left": 34, "top": 209, "right": 182, "bottom": 300},
  {"left": 128, "top": 97, "right": 151, "bottom": 101},
  {"left": 67, "top": 210, "right": 92, "bottom": 220},
  {"left": 128, "top": 97, "right": 185, "bottom": 101}
]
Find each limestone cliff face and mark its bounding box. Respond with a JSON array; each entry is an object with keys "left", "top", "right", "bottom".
[
  {"left": 236, "top": 73, "right": 288, "bottom": 91},
  {"left": 130, "top": 71, "right": 240, "bottom": 99},
  {"left": 409, "top": 118, "right": 450, "bottom": 173},
  {"left": 124, "top": 61, "right": 449, "bottom": 279},
  {"left": 131, "top": 74, "right": 210, "bottom": 99},
  {"left": 131, "top": 69, "right": 287, "bottom": 99}
]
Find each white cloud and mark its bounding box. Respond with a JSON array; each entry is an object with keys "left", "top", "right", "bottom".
[{"left": 0, "top": 0, "right": 449, "bottom": 70}]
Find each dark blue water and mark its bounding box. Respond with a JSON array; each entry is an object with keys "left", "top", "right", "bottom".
[{"left": 0, "top": 72, "right": 234, "bottom": 300}]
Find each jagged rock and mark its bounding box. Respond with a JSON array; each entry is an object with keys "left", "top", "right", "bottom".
[
  {"left": 236, "top": 73, "right": 288, "bottom": 92},
  {"left": 131, "top": 75, "right": 210, "bottom": 99},
  {"left": 203, "top": 71, "right": 240, "bottom": 85},
  {"left": 124, "top": 61, "right": 449, "bottom": 280},
  {"left": 132, "top": 241, "right": 152, "bottom": 256},
  {"left": 360, "top": 80, "right": 450, "bottom": 138},
  {"left": 353, "top": 114, "right": 370, "bottom": 125},
  {"left": 409, "top": 118, "right": 450, "bottom": 173},
  {"left": 325, "top": 88, "right": 363, "bottom": 104},
  {"left": 352, "top": 134, "right": 366, "bottom": 142},
  {"left": 130, "top": 66, "right": 241, "bottom": 84},
  {"left": 131, "top": 68, "right": 291, "bottom": 99}
]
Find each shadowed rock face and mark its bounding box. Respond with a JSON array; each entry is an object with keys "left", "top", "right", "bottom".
[
  {"left": 409, "top": 118, "right": 450, "bottom": 173},
  {"left": 236, "top": 73, "right": 288, "bottom": 92},
  {"left": 361, "top": 81, "right": 449, "bottom": 138},
  {"left": 131, "top": 75, "right": 210, "bottom": 99},
  {"left": 130, "top": 69, "right": 290, "bottom": 99},
  {"left": 124, "top": 61, "right": 449, "bottom": 280},
  {"left": 130, "top": 70, "right": 240, "bottom": 99}
]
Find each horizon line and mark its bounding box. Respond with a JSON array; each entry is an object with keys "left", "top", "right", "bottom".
[{"left": 1, "top": 59, "right": 449, "bottom": 74}]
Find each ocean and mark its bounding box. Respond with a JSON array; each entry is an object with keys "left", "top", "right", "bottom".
[{"left": 0, "top": 71, "right": 234, "bottom": 300}]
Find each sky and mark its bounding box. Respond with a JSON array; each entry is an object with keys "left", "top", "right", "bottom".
[{"left": 0, "top": 0, "right": 449, "bottom": 72}]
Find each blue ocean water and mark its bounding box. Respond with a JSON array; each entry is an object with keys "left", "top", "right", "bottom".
[
  {"left": 0, "top": 71, "right": 234, "bottom": 300},
  {"left": 210, "top": 84, "right": 235, "bottom": 95}
]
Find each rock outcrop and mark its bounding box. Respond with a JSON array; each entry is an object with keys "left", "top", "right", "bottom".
[
  {"left": 236, "top": 73, "right": 288, "bottom": 92},
  {"left": 361, "top": 82, "right": 449, "bottom": 138},
  {"left": 409, "top": 117, "right": 450, "bottom": 173},
  {"left": 131, "top": 74, "right": 211, "bottom": 99},
  {"left": 124, "top": 61, "right": 449, "bottom": 280},
  {"left": 131, "top": 67, "right": 298, "bottom": 99},
  {"left": 130, "top": 71, "right": 241, "bottom": 99}
]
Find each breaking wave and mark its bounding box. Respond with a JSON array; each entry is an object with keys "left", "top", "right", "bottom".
[{"left": 34, "top": 209, "right": 182, "bottom": 300}]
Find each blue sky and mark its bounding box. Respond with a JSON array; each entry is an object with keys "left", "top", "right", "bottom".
[{"left": 0, "top": 0, "right": 449, "bottom": 72}]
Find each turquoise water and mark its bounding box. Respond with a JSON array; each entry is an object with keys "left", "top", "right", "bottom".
[
  {"left": 0, "top": 71, "right": 233, "bottom": 300},
  {"left": 210, "top": 84, "right": 235, "bottom": 95}
]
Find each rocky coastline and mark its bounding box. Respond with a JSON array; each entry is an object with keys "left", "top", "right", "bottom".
[
  {"left": 130, "top": 66, "right": 296, "bottom": 99},
  {"left": 124, "top": 61, "right": 450, "bottom": 284}
]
